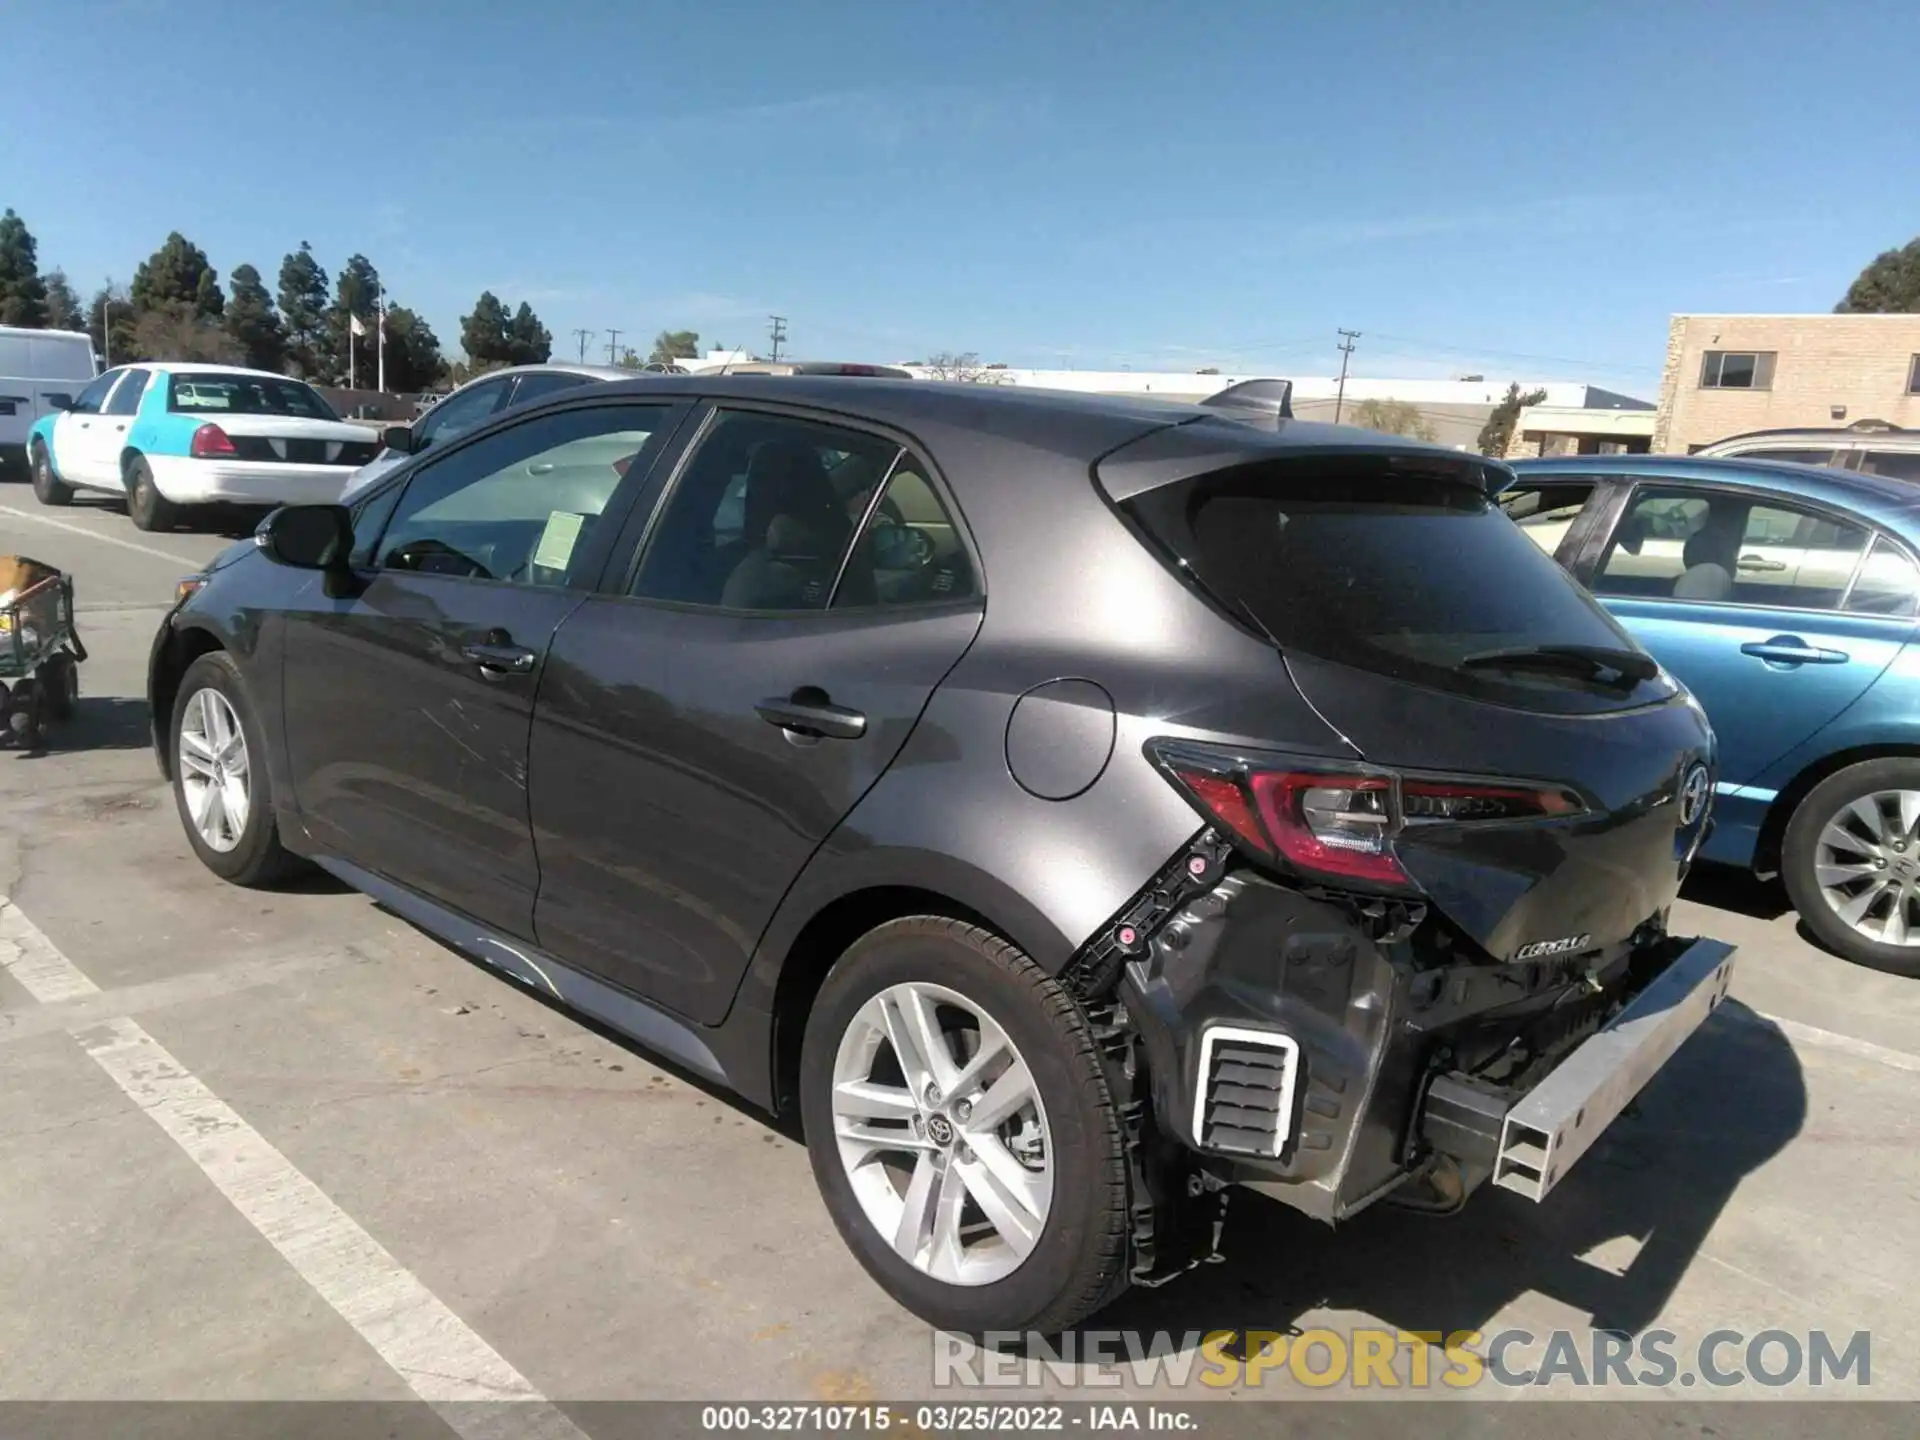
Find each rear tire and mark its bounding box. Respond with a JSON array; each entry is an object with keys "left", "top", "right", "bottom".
[
  {"left": 31, "top": 441, "right": 73, "bottom": 506},
  {"left": 798, "top": 917, "right": 1131, "bottom": 1334},
  {"left": 40, "top": 652, "right": 78, "bottom": 723},
  {"left": 170, "top": 651, "right": 304, "bottom": 886},
  {"left": 127, "top": 455, "right": 179, "bottom": 532},
  {"left": 1781, "top": 757, "right": 1920, "bottom": 977}
]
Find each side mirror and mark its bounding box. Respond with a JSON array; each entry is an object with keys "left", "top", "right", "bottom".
[
  {"left": 381, "top": 424, "right": 417, "bottom": 455},
  {"left": 44, "top": 394, "right": 74, "bottom": 412},
  {"left": 258, "top": 504, "right": 354, "bottom": 571}
]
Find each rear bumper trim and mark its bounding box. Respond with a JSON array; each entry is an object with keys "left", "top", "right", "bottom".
[{"left": 1492, "top": 936, "right": 1735, "bottom": 1201}]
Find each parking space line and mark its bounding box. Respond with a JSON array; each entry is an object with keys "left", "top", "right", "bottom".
[
  {"left": 1757, "top": 1011, "right": 1920, "bottom": 1073},
  {"left": 0, "top": 504, "right": 204, "bottom": 568},
  {"left": 1, "top": 898, "right": 588, "bottom": 1438},
  {"left": 0, "top": 899, "right": 103, "bottom": 1003}
]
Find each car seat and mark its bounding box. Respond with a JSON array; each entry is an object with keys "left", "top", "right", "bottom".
[
  {"left": 720, "top": 441, "right": 852, "bottom": 609},
  {"left": 1672, "top": 514, "right": 1741, "bottom": 602}
]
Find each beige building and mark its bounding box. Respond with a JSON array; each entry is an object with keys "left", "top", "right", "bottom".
[{"left": 1654, "top": 313, "right": 1920, "bottom": 453}]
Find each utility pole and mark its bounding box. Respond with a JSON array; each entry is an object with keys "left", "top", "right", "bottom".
[
  {"left": 1333, "top": 329, "right": 1360, "bottom": 424},
  {"left": 572, "top": 328, "right": 595, "bottom": 364},
  {"left": 605, "top": 328, "right": 623, "bottom": 366},
  {"left": 768, "top": 315, "right": 787, "bottom": 362}
]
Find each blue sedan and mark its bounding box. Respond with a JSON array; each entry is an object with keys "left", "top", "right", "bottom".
[{"left": 1507, "top": 454, "right": 1920, "bottom": 974}]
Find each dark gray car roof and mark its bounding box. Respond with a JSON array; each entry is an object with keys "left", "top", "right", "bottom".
[{"left": 578, "top": 374, "right": 1498, "bottom": 474}]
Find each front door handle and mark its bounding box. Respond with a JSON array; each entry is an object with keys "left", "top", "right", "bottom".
[
  {"left": 460, "top": 640, "right": 538, "bottom": 676},
  {"left": 1741, "top": 638, "right": 1849, "bottom": 666},
  {"left": 1736, "top": 554, "right": 1788, "bottom": 572},
  {"left": 756, "top": 689, "right": 867, "bottom": 740}
]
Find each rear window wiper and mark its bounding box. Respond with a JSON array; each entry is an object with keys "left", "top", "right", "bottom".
[{"left": 1459, "top": 644, "right": 1659, "bottom": 688}]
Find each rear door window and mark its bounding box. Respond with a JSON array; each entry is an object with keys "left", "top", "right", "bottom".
[
  {"left": 1844, "top": 538, "right": 1920, "bottom": 617},
  {"left": 1857, "top": 450, "right": 1920, "bottom": 483},
  {"left": 1596, "top": 487, "right": 1868, "bottom": 610},
  {"left": 1736, "top": 448, "right": 1840, "bottom": 467},
  {"left": 103, "top": 368, "right": 151, "bottom": 416},
  {"left": 629, "top": 410, "right": 904, "bottom": 611},
  {"left": 1122, "top": 455, "right": 1665, "bottom": 711}
]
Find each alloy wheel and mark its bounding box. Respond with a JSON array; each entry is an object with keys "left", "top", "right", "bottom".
[
  {"left": 830, "top": 981, "right": 1053, "bottom": 1286},
  {"left": 1813, "top": 789, "right": 1920, "bottom": 947},
  {"left": 178, "top": 688, "right": 251, "bottom": 853}
]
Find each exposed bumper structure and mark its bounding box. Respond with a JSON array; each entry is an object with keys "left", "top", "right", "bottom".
[
  {"left": 1107, "top": 845, "right": 1737, "bottom": 1223},
  {"left": 1490, "top": 936, "right": 1734, "bottom": 1201}
]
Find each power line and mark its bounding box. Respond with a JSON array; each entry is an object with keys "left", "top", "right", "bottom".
[
  {"left": 572, "top": 328, "right": 595, "bottom": 364},
  {"left": 1333, "top": 329, "right": 1360, "bottom": 424},
  {"left": 604, "top": 328, "right": 623, "bottom": 365},
  {"left": 768, "top": 315, "right": 787, "bottom": 362}
]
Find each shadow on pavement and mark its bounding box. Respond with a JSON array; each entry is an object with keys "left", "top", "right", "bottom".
[
  {"left": 1682, "top": 861, "right": 1792, "bottom": 921},
  {"left": 7, "top": 696, "right": 153, "bottom": 757},
  {"left": 1090, "top": 998, "right": 1804, "bottom": 1343}
]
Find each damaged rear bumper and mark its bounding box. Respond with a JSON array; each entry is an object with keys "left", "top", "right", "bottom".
[{"left": 1110, "top": 856, "right": 1737, "bottom": 1222}]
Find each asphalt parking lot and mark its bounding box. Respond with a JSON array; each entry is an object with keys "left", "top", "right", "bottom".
[{"left": 2, "top": 486, "right": 1918, "bottom": 1419}]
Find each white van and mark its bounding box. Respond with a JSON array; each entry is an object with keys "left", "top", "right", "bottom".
[{"left": 0, "top": 327, "right": 99, "bottom": 474}]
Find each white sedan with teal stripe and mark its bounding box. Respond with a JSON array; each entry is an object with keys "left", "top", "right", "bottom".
[{"left": 26, "top": 363, "right": 380, "bottom": 532}]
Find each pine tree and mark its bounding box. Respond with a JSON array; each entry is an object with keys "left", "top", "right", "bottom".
[
  {"left": 325, "top": 254, "right": 382, "bottom": 384},
  {"left": 460, "top": 291, "right": 512, "bottom": 367},
  {"left": 381, "top": 307, "right": 447, "bottom": 393},
  {"left": 43, "top": 269, "right": 85, "bottom": 333},
  {"left": 507, "top": 302, "right": 552, "bottom": 365},
  {"left": 130, "top": 232, "right": 223, "bottom": 319},
  {"left": 1836, "top": 238, "right": 1920, "bottom": 313},
  {"left": 87, "top": 283, "right": 138, "bottom": 364},
  {"left": 277, "top": 242, "right": 331, "bottom": 379},
  {"left": 224, "top": 264, "right": 286, "bottom": 372},
  {"left": 0, "top": 208, "right": 48, "bottom": 327}
]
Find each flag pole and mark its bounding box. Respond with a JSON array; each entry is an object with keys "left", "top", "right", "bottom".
[
  {"left": 348, "top": 313, "right": 356, "bottom": 390},
  {"left": 377, "top": 285, "right": 386, "bottom": 394}
]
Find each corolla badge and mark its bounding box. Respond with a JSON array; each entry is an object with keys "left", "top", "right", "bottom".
[
  {"left": 1678, "top": 762, "right": 1711, "bottom": 827},
  {"left": 1513, "top": 934, "right": 1591, "bottom": 961}
]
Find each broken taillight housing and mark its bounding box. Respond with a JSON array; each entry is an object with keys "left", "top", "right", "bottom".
[{"left": 1149, "top": 740, "right": 1582, "bottom": 891}]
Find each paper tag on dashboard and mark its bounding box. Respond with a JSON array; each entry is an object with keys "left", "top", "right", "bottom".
[{"left": 533, "top": 511, "right": 586, "bottom": 572}]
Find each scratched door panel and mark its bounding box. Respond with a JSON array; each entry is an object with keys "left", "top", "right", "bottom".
[{"left": 281, "top": 571, "right": 585, "bottom": 938}]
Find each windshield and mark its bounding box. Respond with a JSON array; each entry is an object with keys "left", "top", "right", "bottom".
[
  {"left": 1124, "top": 456, "right": 1674, "bottom": 712},
  {"left": 167, "top": 373, "right": 338, "bottom": 420}
]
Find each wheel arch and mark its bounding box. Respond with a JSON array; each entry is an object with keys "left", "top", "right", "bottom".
[
  {"left": 1757, "top": 742, "right": 1920, "bottom": 874},
  {"left": 745, "top": 863, "right": 1070, "bottom": 1121},
  {"left": 149, "top": 622, "right": 228, "bottom": 779}
]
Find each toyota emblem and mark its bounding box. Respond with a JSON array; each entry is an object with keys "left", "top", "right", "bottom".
[{"left": 1678, "top": 763, "right": 1711, "bottom": 826}]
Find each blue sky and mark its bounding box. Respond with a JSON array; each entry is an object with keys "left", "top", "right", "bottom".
[{"left": 4, "top": 0, "right": 1916, "bottom": 394}]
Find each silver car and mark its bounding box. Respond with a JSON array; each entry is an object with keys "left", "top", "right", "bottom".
[{"left": 341, "top": 363, "right": 634, "bottom": 501}]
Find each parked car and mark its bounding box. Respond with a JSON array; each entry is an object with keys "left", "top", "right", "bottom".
[
  {"left": 0, "top": 326, "right": 97, "bottom": 477},
  {"left": 1696, "top": 422, "right": 1920, "bottom": 482},
  {"left": 27, "top": 364, "right": 378, "bottom": 531},
  {"left": 341, "top": 363, "right": 635, "bottom": 501},
  {"left": 151, "top": 377, "right": 1727, "bottom": 1333},
  {"left": 1509, "top": 454, "right": 1920, "bottom": 974}
]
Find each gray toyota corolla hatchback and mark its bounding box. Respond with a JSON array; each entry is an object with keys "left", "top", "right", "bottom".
[{"left": 150, "top": 376, "right": 1732, "bottom": 1333}]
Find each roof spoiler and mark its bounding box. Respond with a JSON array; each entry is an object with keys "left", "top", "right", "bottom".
[{"left": 1198, "top": 378, "right": 1294, "bottom": 426}]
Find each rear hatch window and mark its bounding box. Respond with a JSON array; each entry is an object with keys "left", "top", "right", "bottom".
[{"left": 1119, "top": 453, "right": 1675, "bottom": 715}]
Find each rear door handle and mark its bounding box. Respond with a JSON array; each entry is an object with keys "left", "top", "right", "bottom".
[
  {"left": 756, "top": 692, "right": 867, "bottom": 740},
  {"left": 1736, "top": 554, "right": 1787, "bottom": 571},
  {"left": 460, "top": 640, "right": 538, "bottom": 676},
  {"left": 1741, "top": 640, "right": 1848, "bottom": 666}
]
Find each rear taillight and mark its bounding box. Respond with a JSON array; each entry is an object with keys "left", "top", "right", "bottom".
[
  {"left": 1152, "top": 740, "right": 1582, "bottom": 892},
  {"left": 190, "top": 423, "right": 237, "bottom": 459}
]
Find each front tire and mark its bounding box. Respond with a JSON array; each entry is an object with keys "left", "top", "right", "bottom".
[
  {"left": 1782, "top": 757, "right": 1920, "bottom": 976},
  {"left": 170, "top": 651, "right": 303, "bottom": 886},
  {"left": 127, "top": 455, "right": 179, "bottom": 532},
  {"left": 31, "top": 441, "right": 74, "bottom": 506},
  {"left": 799, "top": 917, "right": 1130, "bottom": 1334}
]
